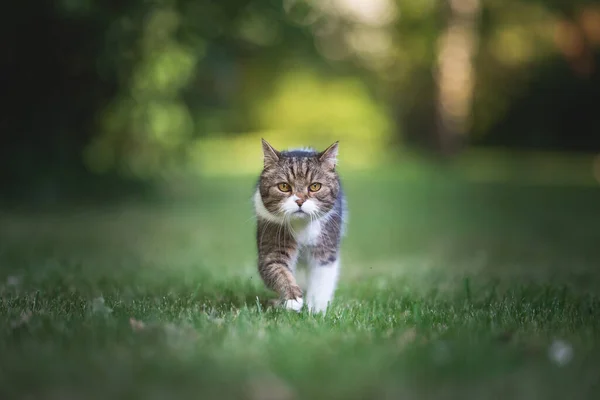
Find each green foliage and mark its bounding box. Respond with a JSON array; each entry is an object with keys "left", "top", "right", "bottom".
[
  {"left": 3, "top": 0, "right": 600, "bottom": 192},
  {"left": 255, "top": 69, "right": 391, "bottom": 137},
  {"left": 85, "top": 6, "right": 200, "bottom": 178}
]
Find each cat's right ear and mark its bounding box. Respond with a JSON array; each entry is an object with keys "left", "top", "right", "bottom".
[{"left": 261, "top": 139, "right": 280, "bottom": 168}]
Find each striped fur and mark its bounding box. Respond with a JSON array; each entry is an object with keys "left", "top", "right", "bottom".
[{"left": 254, "top": 139, "right": 346, "bottom": 313}]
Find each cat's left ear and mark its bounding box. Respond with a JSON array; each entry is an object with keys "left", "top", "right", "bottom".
[
  {"left": 261, "top": 138, "right": 280, "bottom": 168},
  {"left": 318, "top": 141, "right": 339, "bottom": 171}
]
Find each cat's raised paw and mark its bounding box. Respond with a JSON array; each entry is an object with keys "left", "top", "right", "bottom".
[{"left": 283, "top": 297, "right": 304, "bottom": 312}]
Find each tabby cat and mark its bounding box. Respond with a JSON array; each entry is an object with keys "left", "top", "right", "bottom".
[{"left": 254, "top": 139, "right": 346, "bottom": 313}]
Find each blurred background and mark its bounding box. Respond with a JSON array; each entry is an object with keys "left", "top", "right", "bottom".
[{"left": 1, "top": 0, "right": 600, "bottom": 202}]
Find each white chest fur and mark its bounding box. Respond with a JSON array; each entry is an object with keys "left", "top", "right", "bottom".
[{"left": 289, "top": 218, "right": 322, "bottom": 247}]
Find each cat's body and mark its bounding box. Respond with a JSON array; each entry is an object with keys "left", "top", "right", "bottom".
[{"left": 254, "top": 140, "right": 346, "bottom": 313}]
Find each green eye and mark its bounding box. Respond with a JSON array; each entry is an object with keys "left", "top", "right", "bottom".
[
  {"left": 309, "top": 183, "right": 322, "bottom": 192},
  {"left": 277, "top": 183, "right": 291, "bottom": 192}
]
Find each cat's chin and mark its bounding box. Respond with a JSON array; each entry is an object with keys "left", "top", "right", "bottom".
[{"left": 290, "top": 211, "right": 309, "bottom": 220}]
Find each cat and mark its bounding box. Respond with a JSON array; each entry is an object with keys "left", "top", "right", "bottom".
[{"left": 254, "top": 139, "right": 346, "bottom": 314}]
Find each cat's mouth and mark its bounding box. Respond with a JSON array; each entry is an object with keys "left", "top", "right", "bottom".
[{"left": 292, "top": 209, "right": 308, "bottom": 218}]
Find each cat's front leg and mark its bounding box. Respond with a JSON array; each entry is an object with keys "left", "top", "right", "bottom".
[
  {"left": 257, "top": 227, "right": 303, "bottom": 311},
  {"left": 258, "top": 256, "right": 303, "bottom": 311},
  {"left": 306, "top": 255, "right": 340, "bottom": 314}
]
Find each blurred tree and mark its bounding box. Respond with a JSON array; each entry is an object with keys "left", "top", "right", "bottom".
[
  {"left": 0, "top": 1, "right": 119, "bottom": 199},
  {"left": 2, "top": 0, "right": 600, "bottom": 202},
  {"left": 472, "top": 1, "right": 600, "bottom": 151},
  {"left": 434, "top": 0, "right": 482, "bottom": 156}
]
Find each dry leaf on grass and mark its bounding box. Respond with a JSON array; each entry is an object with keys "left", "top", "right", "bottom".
[
  {"left": 129, "top": 317, "right": 146, "bottom": 332},
  {"left": 6, "top": 276, "right": 21, "bottom": 286},
  {"left": 396, "top": 327, "right": 417, "bottom": 351}
]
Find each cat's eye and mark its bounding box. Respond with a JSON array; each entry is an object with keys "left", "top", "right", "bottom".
[
  {"left": 309, "top": 182, "right": 322, "bottom": 192},
  {"left": 277, "top": 182, "right": 291, "bottom": 192}
]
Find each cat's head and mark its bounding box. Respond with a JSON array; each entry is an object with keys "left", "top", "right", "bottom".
[{"left": 257, "top": 139, "right": 340, "bottom": 220}]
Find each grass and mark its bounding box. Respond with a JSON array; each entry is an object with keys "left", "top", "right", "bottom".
[{"left": 1, "top": 158, "right": 600, "bottom": 399}]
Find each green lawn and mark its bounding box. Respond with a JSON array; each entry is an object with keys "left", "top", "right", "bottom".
[{"left": 1, "top": 160, "right": 600, "bottom": 399}]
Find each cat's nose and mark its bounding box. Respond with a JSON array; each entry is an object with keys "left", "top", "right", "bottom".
[{"left": 295, "top": 198, "right": 305, "bottom": 207}]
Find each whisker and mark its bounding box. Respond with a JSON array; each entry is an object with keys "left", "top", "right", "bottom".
[{"left": 244, "top": 214, "right": 257, "bottom": 225}]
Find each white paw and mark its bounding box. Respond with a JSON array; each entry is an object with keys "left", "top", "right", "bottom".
[
  {"left": 283, "top": 298, "right": 304, "bottom": 312},
  {"left": 307, "top": 301, "right": 329, "bottom": 315}
]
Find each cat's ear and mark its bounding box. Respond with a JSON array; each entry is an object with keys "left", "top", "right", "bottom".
[
  {"left": 261, "top": 138, "right": 280, "bottom": 168},
  {"left": 318, "top": 141, "right": 339, "bottom": 171}
]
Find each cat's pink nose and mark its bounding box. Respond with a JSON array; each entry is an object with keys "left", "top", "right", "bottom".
[{"left": 295, "top": 198, "right": 305, "bottom": 207}]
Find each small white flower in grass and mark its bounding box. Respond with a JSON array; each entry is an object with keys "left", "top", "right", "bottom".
[
  {"left": 11, "top": 311, "right": 32, "bottom": 329},
  {"left": 91, "top": 296, "right": 112, "bottom": 315},
  {"left": 548, "top": 339, "right": 573, "bottom": 366},
  {"left": 6, "top": 276, "right": 21, "bottom": 286}
]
